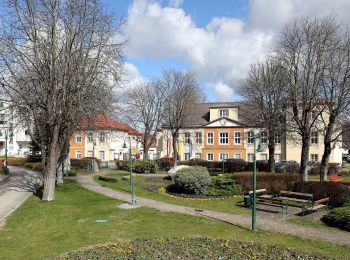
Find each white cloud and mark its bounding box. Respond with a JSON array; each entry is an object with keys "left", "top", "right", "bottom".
[
  {"left": 122, "top": 62, "right": 147, "bottom": 89},
  {"left": 169, "top": 0, "right": 183, "bottom": 8},
  {"left": 124, "top": 0, "right": 350, "bottom": 101}
]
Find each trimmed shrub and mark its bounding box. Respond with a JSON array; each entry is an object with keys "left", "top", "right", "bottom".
[
  {"left": 293, "top": 181, "right": 350, "bottom": 207},
  {"left": 206, "top": 175, "right": 242, "bottom": 196},
  {"left": 233, "top": 172, "right": 300, "bottom": 193},
  {"left": 98, "top": 175, "right": 117, "bottom": 183},
  {"left": 0, "top": 157, "right": 27, "bottom": 166},
  {"left": 23, "top": 162, "right": 43, "bottom": 171},
  {"left": 245, "top": 160, "right": 269, "bottom": 172},
  {"left": 173, "top": 166, "right": 211, "bottom": 194},
  {"left": 322, "top": 206, "right": 350, "bottom": 231},
  {"left": 120, "top": 160, "right": 158, "bottom": 173},
  {"left": 71, "top": 158, "right": 101, "bottom": 169},
  {"left": 178, "top": 160, "right": 247, "bottom": 173},
  {"left": 67, "top": 166, "right": 78, "bottom": 176}
]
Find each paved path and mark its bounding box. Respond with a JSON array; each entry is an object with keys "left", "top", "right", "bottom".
[
  {"left": 77, "top": 173, "right": 350, "bottom": 246},
  {"left": 0, "top": 167, "right": 42, "bottom": 225}
]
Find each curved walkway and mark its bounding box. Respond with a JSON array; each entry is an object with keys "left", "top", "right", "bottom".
[{"left": 77, "top": 173, "right": 350, "bottom": 246}]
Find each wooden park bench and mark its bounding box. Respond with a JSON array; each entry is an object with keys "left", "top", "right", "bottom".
[
  {"left": 248, "top": 189, "right": 288, "bottom": 214},
  {"left": 278, "top": 190, "right": 329, "bottom": 216},
  {"left": 329, "top": 175, "right": 342, "bottom": 183}
]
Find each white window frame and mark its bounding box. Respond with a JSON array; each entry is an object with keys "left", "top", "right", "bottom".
[
  {"left": 274, "top": 134, "right": 281, "bottom": 144},
  {"left": 234, "top": 153, "right": 241, "bottom": 159},
  {"left": 195, "top": 132, "right": 202, "bottom": 144},
  {"left": 247, "top": 131, "right": 254, "bottom": 144},
  {"left": 195, "top": 153, "right": 201, "bottom": 159},
  {"left": 87, "top": 132, "right": 93, "bottom": 143},
  {"left": 219, "top": 153, "right": 229, "bottom": 161},
  {"left": 184, "top": 132, "right": 191, "bottom": 144},
  {"left": 76, "top": 150, "right": 82, "bottom": 159},
  {"left": 207, "top": 132, "right": 214, "bottom": 145},
  {"left": 219, "top": 109, "right": 229, "bottom": 117},
  {"left": 260, "top": 154, "right": 268, "bottom": 160},
  {"left": 248, "top": 153, "right": 254, "bottom": 162},
  {"left": 311, "top": 154, "right": 318, "bottom": 162},
  {"left": 99, "top": 151, "right": 105, "bottom": 160},
  {"left": 184, "top": 153, "right": 190, "bottom": 160},
  {"left": 207, "top": 153, "right": 214, "bottom": 161},
  {"left": 219, "top": 132, "right": 229, "bottom": 145},
  {"left": 234, "top": 132, "right": 241, "bottom": 144},
  {"left": 76, "top": 132, "right": 82, "bottom": 143},
  {"left": 99, "top": 132, "right": 105, "bottom": 143},
  {"left": 311, "top": 132, "right": 318, "bottom": 144},
  {"left": 87, "top": 151, "right": 93, "bottom": 157},
  {"left": 275, "top": 153, "right": 281, "bottom": 163}
]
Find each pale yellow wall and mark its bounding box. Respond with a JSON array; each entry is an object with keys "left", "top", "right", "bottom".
[{"left": 209, "top": 107, "right": 238, "bottom": 121}]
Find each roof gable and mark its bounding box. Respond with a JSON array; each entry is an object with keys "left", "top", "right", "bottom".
[{"left": 204, "top": 117, "right": 244, "bottom": 128}]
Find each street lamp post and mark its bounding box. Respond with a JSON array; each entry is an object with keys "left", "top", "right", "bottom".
[
  {"left": 123, "top": 137, "right": 136, "bottom": 206},
  {"left": 252, "top": 133, "right": 264, "bottom": 231}
]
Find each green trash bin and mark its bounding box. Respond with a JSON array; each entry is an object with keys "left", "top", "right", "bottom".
[{"left": 244, "top": 195, "right": 251, "bottom": 208}]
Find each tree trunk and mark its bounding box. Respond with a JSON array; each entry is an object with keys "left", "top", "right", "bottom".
[
  {"left": 143, "top": 140, "right": 149, "bottom": 161},
  {"left": 268, "top": 132, "right": 275, "bottom": 173},
  {"left": 56, "top": 161, "right": 64, "bottom": 186},
  {"left": 300, "top": 134, "right": 310, "bottom": 182},
  {"left": 42, "top": 127, "right": 61, "bottom": 201},
  {"left": 172, "top": 132, "right": 178, "bottom": 167},
  {"left": 320, "top": 117, "right": 335, "bottom": 181}
]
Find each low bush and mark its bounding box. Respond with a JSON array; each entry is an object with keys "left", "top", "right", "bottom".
[
  {"left": 178, "top": 160, "right": 247, "bottom": 173},
  {"left": 293, "top": 181, "right": 350, "bottom": 207},
  {"left": 233, "top": 172, "right": 300, "bottom": 193},
  {"left": 308, "top": 162, "right": 340, "bottom": 175},
  {"left": 71, "top": 158, "right": 101, "bottom": 169},
  {"left": 0, "top": 157, "right": 27, "bottom": 166},
  {"left": 322, "top": 206, "right": 350, "bottom": 231},
  {"left": 245, "top": 160, "right": 269, "bottom": 172},
  {"left": 173, "top": 166, "right": 211, "bottom": 194},
  {"left": 206, "top": 175, "right": 242, "bottom": 196},
  {"left": 23, "top": 162, "right": 43, "bottom": 171},
  {"left": 57, "top": 237, "right": 331, "bottom": 260},
  {"left": 120, "top": 160, "right": 159, "bottom": 173},
  {"left": 67, "top": 166, "right": 79, "bottom": 176},
  {"left": 98, "top": 175, "right": 117, "bottom": 183}
]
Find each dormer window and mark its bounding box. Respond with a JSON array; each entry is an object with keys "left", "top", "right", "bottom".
[{"left": 219, "top": 109, "right": 228, "bottom": 117}]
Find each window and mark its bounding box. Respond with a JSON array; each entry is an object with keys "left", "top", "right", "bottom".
[
  {"left": 87, "top": 132, "right": 93, "bottom": 143},
  {"left": 99, "top": 151, "right": 105, "bottom": 160},
  {"left": 184, "top": 132, "right": 191, "bottom": 144},
  {"left": 76, "top": 132, "right": 82, "bottom": 143},
  {"left": 195, "top": 132, "right": 202, "bottom": 144},
  {"left": 207, "top": 153, "right": 214, "bottom": 161},
  {"left": 248, "top": 153, "right": 254, "bottom": 162},
  {"left": 195, "top": 153, "right": 201, "bottom": 159},
  {"left": 261, "top": 154, "right": 267, "bottom": 160},
  {"left": 219, "top": 109, "right": 228, "bottom": 117},
  {"left": 184, "top": 153, "right": 190, "bottom": 160},
  {"left": 99, "top": 132, "right": 105, "bottom": 143},
  {"left": 76, "top": 151, "right": 82, "bottom": 159},
  {"left": 274, "top": 134, "right": 281, "bottom": 144},
  {"left": 311, "top": 154, "right": 318, "bottom": 162},
  {"left": 234, "top": 153, "right": 241, "bottom": 159},
  {"left": 219, "top": 153, "right": 229, "bottom": 161},
  {"left": 114, "top": 153, "right": 120, "bottom": 160},
  {"left": 234, "top": 132, "right": 241, "bottom": 144},
  {"left": 0, "top": 114, "right": 5, "bottom": 124},
  {"left": 311, "top": 132, "right": 318, "bottom": 144},
  {"left": 24, "top": 130, "right": 29, "bottom": 135},
  {"left": 261, "top": 132, "right": 267, "bottom": 144},
  {"left": 207, "top": 132, "right": 214, "bottom": 145},
  {"left": 9, "top": 132, "right": 13, "bottom": 144},
  {"left": 87, "top": 151, "right": 93, "bottom": 157},
  {"left": 219, "top": 132, "right": 229, "bottom": 145},
  {"left": 275, "top": 153, "right": 281, "bottom": 163},
  {"left": 247, "top": 132, "right": 254, "bottom": 144}
]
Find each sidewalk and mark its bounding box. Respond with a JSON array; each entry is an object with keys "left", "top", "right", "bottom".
[
  {"left": 0, "top": 167, "right": 42, "bottom": 225},
  {"left": 77, "top": 173, "right": 350, "bottom": 246}
]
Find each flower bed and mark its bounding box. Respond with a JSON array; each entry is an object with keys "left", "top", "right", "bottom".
[{"left": 56, "top": 237, "right": 331, "bottom": 260}]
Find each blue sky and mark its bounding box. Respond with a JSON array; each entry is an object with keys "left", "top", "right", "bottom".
[{"left": 102, "top": 0, "right": 350, "bottom": 102}]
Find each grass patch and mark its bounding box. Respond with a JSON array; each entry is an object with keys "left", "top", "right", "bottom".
[
  {"left": 287, "top": 217, "right": 348, "bottom": 233},
  {"left": 95, "top": 172, "right": 249, "bottom": 215},
  {"left": 0, "top": 180, "right": 349, "bottom": 259}
]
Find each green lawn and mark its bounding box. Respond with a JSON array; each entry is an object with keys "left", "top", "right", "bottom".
[
  {"left": 95, "top": 171, "right": 249, "bottom": 215},
  {"left": 287, "top": 217, "right": 349, "bottom": 233},
  {"left": 0, "top": 180, "right": 349, "bottom": 259}
]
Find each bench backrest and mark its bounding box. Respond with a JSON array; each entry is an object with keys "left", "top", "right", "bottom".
[
  {"left": 280, "top": 190, "right": 313, "bottom": 199},
  {"left": 249, "top": 188, "right": 267, "bottom": 195}
]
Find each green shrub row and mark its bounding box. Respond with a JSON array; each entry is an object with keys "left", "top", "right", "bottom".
[
  {"left": 56, "top": 237, "right": 331, "bottom": 260},
  {"left": 206, "top": 175, "right": 242, "bottom": 196},
  {"left": 322, "top": 205, "right": 350, "bottom": 231},
  {"left": 119, "top": 160, "right": 158, "bottom": 173},
  {"left": 173, "top": 166, "right": 211, "bottom": 195},
  {"left": 23, "top": 162, "right": 43, "bottom": 171},
  {"left": 98, "top": 176, "right": 117, "bottom": 183},
  {"left": 67, "top": 166, "right": 79, "bottom": 176},
  {"left": 71, "top": 158, "right": 101, "bottom": 169},
  {"left": 0, "top": 157, "right": 27, "bottom": 166}
]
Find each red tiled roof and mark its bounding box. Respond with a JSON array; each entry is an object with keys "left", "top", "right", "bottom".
[{"left": 81, "top": 113, "right": 141, "bottom": 135}]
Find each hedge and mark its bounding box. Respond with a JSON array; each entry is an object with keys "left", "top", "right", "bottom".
[
  {"left": 293, "top": 181, "right": 350, "bottom": 207},
  {"left": 71, "top": 158, "right": 101, "bottom": 169},
  {"left": 0, "top": 157, "right": 27, "bottom": 166},
  {"left": 178, "top": 160, "right": 247, "bottom": 173},
  {"left": 119, "top": 160, "right": 158, "bottom": 173},
  {"left": 206, "top": 175, "right": 242, "bottom": 196},
  {"left": 322, "top": 205, "right": 350, "bottom": 231},
  {"left": 173, "top": 166, "right": 211, "bottom": 194},
  {"left": 23, "top": 162, "right": 43, "bottom": 171},
  {"left": 57, "top": 237, "right": 331, "bottom": 260},
  {"left": 233, "top": 172, "right": 300, "bottom": 193}
]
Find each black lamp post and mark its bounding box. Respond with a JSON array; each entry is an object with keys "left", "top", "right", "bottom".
[{"left": 123, "top": 137, "right": 135, "bottom": 205}]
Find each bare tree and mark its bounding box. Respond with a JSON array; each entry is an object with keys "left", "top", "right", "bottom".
[
  {"left": 0, "top": 0, "right": 125, "bottom": 201},
  {"left": 276, "top": 17, "right": 338, "bottom": 181},
  {"left": 318, "top": 29, "right": 350, "bottom": 180},
  {"left": 240, "top": 57, "right": 287, "bottom": 172},
  {"left": 161, "top": 70, "right": 204, "bottom": 167},
  {"left": 122, "top": 80, "right": 164, "bottom": 160}
]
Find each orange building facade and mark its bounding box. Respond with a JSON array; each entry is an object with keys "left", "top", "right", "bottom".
[{"left": 69, "top": 130, "right": 85, "bottom": 159}]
